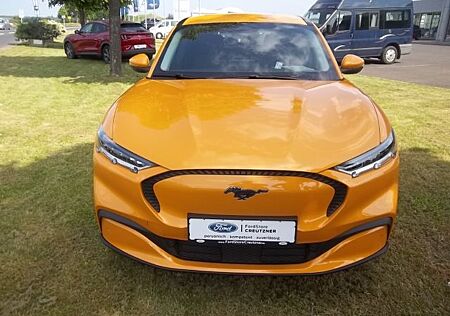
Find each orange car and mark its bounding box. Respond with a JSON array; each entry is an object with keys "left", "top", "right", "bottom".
[{"left": 94, "top": 14, "right": 399, "bottom": 274}]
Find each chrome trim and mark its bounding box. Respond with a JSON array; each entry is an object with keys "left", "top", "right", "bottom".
[
  {"left": 341, "top": 152, "right": 396, "bottom": 178},
  {"left": 334, "top": 44, "right": 349, "bottom": 51},
  {"left": 379, "top": 34, "right": 396, "bottom": 40},
  {"left": 96, "top": 128, "right": 154, "bottom": 173},
  {"left": 352, "top": 47, "right": 382, "bottom": 50},
  {"left": 335, "top": 131, "right": 396, "bottom": 178}
]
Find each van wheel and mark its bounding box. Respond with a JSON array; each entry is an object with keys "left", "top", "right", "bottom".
[
  {"left": 102, "top": 44, "right": 110, "bottom": 64},
  {"left": 64, "top": 42, "right": 77, "bottom": 59},
  {"left": 381, "top": 46, "right": 398, "bottom": 64},
  {"left": 156, "top": 32, "right": 163, "bottom": 39}
]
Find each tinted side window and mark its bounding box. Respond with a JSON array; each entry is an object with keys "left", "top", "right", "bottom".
[
  {"left": 381, "top": 10, "right": 411, "bottom": 29},
  {"left": 356, "top": 13, "right": 370, "bottom": 30},
  {"left": 338, "top": 11, "right": 352, "bottom": 31},
  {"left": 92, "top": 23, "right": 107, "bottom": 33},
  {"left": 80, "top": 23, "right": 94, "bottom": 33}
]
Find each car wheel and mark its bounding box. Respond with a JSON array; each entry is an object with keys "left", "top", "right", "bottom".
[
  {"left": 381, "top": 46, "right": 397, "bottom": 64},
  {"left": 102, "top": 44, "right": 110, "bottom": 64},
  {"left": 156, "top": 32, "right": 163, "bottom": 39},
  {"left": 64, "top": 42, "right": 77, "bottom": 59}
]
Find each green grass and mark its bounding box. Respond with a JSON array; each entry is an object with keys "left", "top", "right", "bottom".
[{"left": 0, "top": 45, "right": 449, "bottom": 315}]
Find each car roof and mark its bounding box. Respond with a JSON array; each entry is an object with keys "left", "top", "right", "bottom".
[{"left": 183, "top": 13, "right": 307, "bottom": 26}]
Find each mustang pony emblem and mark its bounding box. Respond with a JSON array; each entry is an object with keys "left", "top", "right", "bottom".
[{"left": 224, "top": 186, "right": 269, "bottom": 200}]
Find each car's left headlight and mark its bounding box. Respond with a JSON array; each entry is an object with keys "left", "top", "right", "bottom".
[
  {"left": 335, "top": 130, "right": 397, "bottom": 178},
  {"left": 96, "top": 127, "right": 156, "bottom": 173}
]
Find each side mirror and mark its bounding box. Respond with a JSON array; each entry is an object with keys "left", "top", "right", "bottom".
[
  {"left": 74, "top": 29, "right": 80, "bottom": 34},
  {"left": 129, "top": 54, "right": 151, "bottom": 73},
  {"left": 340, "top": 54, "right": 364, "bottom": 75}
]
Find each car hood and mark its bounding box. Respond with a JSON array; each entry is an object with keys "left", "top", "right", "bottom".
[{"left": 111, "top": 79, "right": 381, "bottom": 173}]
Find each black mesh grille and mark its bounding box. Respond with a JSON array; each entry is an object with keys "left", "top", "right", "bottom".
[
  {"left": 142, "top": 230, "right": 347, "bottom": 265},
  {"left": 141, "top": 169, "right": 347, "bottom": 217}
]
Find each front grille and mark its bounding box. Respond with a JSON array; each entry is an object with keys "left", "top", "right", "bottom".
[
  {"left": 141, "top": 169, "right": 347, "bottom": 217},
  {"left": 150, "top": 237, "right": 346, "bottom": 264},
  {"left": 99, "top": 210, "right": 392, "bottom": 266}
]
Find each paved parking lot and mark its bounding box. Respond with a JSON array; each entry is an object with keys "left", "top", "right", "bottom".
[
  {"left": 0, "top": 29, "right": 16, "bottom": 49},
  {"left": 363, "top": 43, "right": 450, "bottom": 88}
]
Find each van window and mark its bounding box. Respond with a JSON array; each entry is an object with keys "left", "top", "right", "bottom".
[
  {"left": 324, "top": 10, "right": 352, "bottom": 35},
  {"left": 356, "top": 12, "right": 379, "bottom": 30},
  {"left": 381, "top": 10, "right": 411, "bottom": 29},
  {"left": 370, "top": 13, "right": 379, "bottom": 28},
  {"left": 356, "top": 13, "right": 370, "bottom": 30},
  {"left": 338, "top": 11, "right": 352, "bottom": 31}
]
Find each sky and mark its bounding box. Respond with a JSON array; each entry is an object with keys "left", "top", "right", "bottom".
[{"left": 0, "top": 0, "right": 316, "bottom": 18}]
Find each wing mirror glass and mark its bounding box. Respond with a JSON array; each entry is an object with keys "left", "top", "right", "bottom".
[
  {"left": 74, "top": 29, "right": 80, "bottom": 34},
  {"left": 340, "top": 54, "right": 364, "bottom": 75},
  {"left": 129, "top": 54, "right": 152, "bottom": 73}
]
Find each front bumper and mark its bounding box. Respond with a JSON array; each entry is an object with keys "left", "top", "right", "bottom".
[{"left": 93, "top": 151, "right": 399, "bottom": 274}]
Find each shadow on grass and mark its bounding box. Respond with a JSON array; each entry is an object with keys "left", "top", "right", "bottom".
[
  {"left": 1, "top": 144, "right": 449, "bottom": 314},
  {"left": 0, "top": 53, "right": 143, "bottom": 84}
]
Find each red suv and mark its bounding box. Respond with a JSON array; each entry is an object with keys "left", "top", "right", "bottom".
[{"left": 64, "top": 21, "right": 156, "bottom": 63}]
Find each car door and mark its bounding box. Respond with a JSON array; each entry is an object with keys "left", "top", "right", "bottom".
[
  {"left": 72, "top": 23, "right": 94, "bottom": 53},
  {"left": 323, "top": 10, "right": 353, "bottom": 60},
  {"left": 352, "top": 11, "right": 381, "bottom": 57},
  {"left": 90, "top": 23, "right": 109, "bottom": 54}
]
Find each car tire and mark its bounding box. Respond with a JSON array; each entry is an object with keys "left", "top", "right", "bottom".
[
  {"left": 381, "top": 46, "right": 398, "bottom": 64},
  {"left": 101, "top": 44, "right": 110, "bottom": 64},
  {"left": 156, "top": 32, "right": 163, "bottom": 39},
  {"left": 64, "top": 42, "right": 77, "bottom": 59}
]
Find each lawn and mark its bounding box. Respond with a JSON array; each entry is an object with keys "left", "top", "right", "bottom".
[{"left": 0, "top": 45, "right": 449, "bottom": 315}]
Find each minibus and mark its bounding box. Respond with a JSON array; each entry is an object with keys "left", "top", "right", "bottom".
[{"left": 306, "top": 0, "right": 413, "bottom": 64}]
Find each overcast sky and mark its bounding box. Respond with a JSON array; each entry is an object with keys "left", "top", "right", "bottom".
[{"left": 0, "top": 0, "right": 316, "bottom": 18}]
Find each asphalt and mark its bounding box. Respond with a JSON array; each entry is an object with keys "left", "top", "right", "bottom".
[
  {"left": 0, "top": 29, "right": 16, "bottom": 49},
  {"left": 362, "top": 43, "right": 450, "bottom": 89}
]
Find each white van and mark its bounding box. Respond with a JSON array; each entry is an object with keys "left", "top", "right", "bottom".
[{"left": 149, "top": 19, "right": 179, "bottom": 39}]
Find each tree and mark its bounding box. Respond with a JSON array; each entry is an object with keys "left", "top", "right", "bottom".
[
  {"left": 109, "top": 0, "right": 121, "bottom": 76},
  {"left": 49, "top": 0, "right": 130, "bottom": 76},
  {"left": 48, "top": 0, "right": 106, "bottom": 26}
]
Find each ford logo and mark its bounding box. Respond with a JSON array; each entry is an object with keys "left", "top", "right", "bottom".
[{"left": 208, "top": 222, "right": 238, "bottom": 233}]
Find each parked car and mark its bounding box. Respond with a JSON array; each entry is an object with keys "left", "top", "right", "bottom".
[
  {"left": 63, "top": 21, "right": 155, "bottom": 63},
  {"left": 140, "top": 18, "right": 160, "bottom": 29},
  {"left": 149, "top": 19, "right": 178, "bottom": 39},
  {"left": 0, "top": 18, "right": 12, "bottom": 30},
  {"left": 94, "top": 14, "right": 399, "bottom": 275}
]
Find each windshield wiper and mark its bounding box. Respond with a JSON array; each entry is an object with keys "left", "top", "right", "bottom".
[
  {"left": 242, "top": 74, "right": 300, "bottom": 80},
  {"left": 153, "top": 74, "right": 301, "bottom": 80},
  {"left": 153, "top": 74, "right": 201, "bottom": 79}
]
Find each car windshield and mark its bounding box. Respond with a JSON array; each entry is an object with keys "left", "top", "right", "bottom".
[
  {"left": 305, "top": 9, "right": 335, "bottom": 27},
  {"left": 153, "top": 22, "right": 339, "bottom": 81}
]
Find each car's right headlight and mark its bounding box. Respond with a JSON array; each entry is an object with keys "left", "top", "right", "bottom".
[
  {"left": 96, "top": 127, "right": 155, "bottom": 173},
  {"left": 335, "top": 130, "right": 397, "bottom": 178}
]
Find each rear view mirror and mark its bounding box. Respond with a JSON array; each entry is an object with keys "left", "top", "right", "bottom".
[
  {"left": 129, "top": 54, "right": 152, "bottom": 73},
  {"left": 340, "top": 54, "right": 364, "bottom": 75}
]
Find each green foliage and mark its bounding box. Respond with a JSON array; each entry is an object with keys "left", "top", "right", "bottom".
[{"left": 15, "top": 19, "right": 61, "bottom": 41}]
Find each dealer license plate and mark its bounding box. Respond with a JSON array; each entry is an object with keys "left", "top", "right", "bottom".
[
  {"left": 188, "top": 217, "right": 296, "bottom": 244},
  {"left": 134, "top": 44, "right": 147, "bottom": 49}
]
